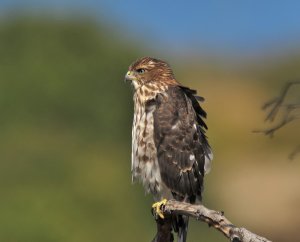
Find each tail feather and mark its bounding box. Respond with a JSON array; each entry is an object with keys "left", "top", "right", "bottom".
[{"left": 177, "top": 215, "right": 189, "bottom": 242}]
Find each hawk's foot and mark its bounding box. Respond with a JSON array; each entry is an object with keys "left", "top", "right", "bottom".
[{"left": 152, "top": 199, "right": 167, "bottom": 219}]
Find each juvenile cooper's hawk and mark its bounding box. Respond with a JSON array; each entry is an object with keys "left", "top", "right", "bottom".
[{"left": 125, "top": 57, "right": 212, "bottom": 242}]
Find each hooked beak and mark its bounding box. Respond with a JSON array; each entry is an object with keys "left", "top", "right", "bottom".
[{"left": 124, "top": 71, "right": 136, "bottom": 83}]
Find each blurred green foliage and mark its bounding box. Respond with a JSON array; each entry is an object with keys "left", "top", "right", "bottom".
[
  {"left": 0, "top": 16, "right": 135, "bottom": 142},
  {"left": 0, "top": 16, "right": 147, "bottom": 242}
]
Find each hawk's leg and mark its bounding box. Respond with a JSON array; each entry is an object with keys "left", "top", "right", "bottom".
[{"left": 152, "top": 199, "right": 167, "bottom": 219}]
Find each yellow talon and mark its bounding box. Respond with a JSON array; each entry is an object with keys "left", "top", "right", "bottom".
[{"left": 152, "top": 199, "right": 167, "bottom": 219}]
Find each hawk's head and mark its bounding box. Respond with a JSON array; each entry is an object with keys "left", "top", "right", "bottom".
[{"left": 125, "top": 57, "right": 176, "bottom": 90}]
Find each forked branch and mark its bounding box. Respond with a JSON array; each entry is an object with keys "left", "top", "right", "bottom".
[
  {"left": 262, "top": 80, "right": 300, "bottom": 122},
  {"left": 254, "top": 80, "right": 300, "bottom": 159},
  {"left": 152, "top": 200, "right": 271, "bottom": 242}
]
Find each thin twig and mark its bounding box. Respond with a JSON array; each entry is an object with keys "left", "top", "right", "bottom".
[
  {"left": 262, "top": 80, "right": 300, "bottom": 122},
  {"left": 289, "top": 145, "right": 300, "bottom": 160},
  {"left": 253, "top": 110, "right": 297, "bottom": 138},
  {"left": 255, "top": 81, "right": 300, "bottom": 159}
]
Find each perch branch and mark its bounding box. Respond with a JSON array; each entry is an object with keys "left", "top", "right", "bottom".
[{"left": 153, "top": 200, "right": 271, "bottom": 242}]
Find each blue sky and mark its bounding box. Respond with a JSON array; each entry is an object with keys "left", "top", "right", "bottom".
[{"left": 1, "top": 0, "right": 300, "bottom": 56}]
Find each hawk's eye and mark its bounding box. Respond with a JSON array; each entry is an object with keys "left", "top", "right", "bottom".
[{"left": 136, "top": 68, "right": 145, "bottom": 74}]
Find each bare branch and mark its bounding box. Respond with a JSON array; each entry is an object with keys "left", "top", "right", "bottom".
[
  {"left": 255, "top": 81, "right": 300, "bottom": 159},
  {"left": 262, "top": 80, "right": 300, "bottom": 122},
  {"left": 152, "top": 216, "right": 173, "bottom": 242},
  {"left": 289, "top": 145, "right": 300, "bottom": 160},
  {"left": 153, "top": 200, "right": 271, "bottom": 242},
  {"left": 253, "top": 109, "right": 297, "bottom": 137}
]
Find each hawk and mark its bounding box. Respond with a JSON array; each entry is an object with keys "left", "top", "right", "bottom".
[{"left": 125, "top": 57, "right": 212, "bottom": 242}]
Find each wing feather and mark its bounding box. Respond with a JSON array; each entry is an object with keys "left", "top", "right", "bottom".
[{"left": 153, "top": 86, "right": 211, "bottom": 202}]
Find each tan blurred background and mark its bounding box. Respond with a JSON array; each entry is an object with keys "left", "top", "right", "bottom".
[{"left": 0, "top": 1, "right": 300, "bottom": 242}]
